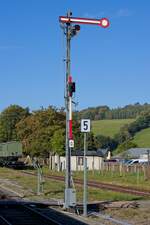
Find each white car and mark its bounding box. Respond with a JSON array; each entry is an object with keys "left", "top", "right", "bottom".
[{"left": 127, "top": 159, "right": 148, "bottom": 165}]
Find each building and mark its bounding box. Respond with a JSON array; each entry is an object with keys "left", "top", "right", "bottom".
[
  {"left": 126, "top": 148, "right": 150, "bottom": 159},
  {"left": 51, "top": 149, "right": 108, "bottom": 171},
  {"left": 114, "top": 148, "right": 150, "bottom": 160}
]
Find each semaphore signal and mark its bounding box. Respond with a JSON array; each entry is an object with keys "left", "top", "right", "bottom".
[
  {"left": 59, "top": 16, "right": 110, "bottom": 28},
  {"left": 59, "top": 11, "right": 110, "bottom": 211}
]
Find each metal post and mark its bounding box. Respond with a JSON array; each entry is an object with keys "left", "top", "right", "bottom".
[
  {"left": 37, "top": 167, "right": 40, "bottom": 195},
  {"left": 65, "top": 11, "right": 72, "bottom": 208},
  {"left": 147, "top": 150, "right": 150, "bottom": 166},
  {"left": 83, "top": 132, "right": 87, "bottom": 217}
]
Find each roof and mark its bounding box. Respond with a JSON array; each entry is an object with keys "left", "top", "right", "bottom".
[
  {"left": 114, "top": 148, "right": 150, "bottom": 159},
  {"left": 127, "top": 148, "right": 150, "bottom": 158},
  {"left": 71, "top": 149, "right": 108, "bottom": 157},
  {"left": 0, "top": 141, "right": 22, "bottom": 147}
]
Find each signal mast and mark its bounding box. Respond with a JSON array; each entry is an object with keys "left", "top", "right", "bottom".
[{"left": 59, "top": 11, "right": 110, "bottom": 209}]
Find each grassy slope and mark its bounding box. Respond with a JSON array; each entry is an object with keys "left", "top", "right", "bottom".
[
  {"left": 133, "top": 127, "right": 150, "bottom": 147},
  {"left": 92, "top": 119, "right": 134, "bottom": 137}
]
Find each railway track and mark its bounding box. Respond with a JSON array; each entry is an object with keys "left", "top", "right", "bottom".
[
  {"left": 0, "top": 201, "right": 89, "bottom": 225},
  {"left": 22, "top": 171, "right": 150, "bottom": 197}
]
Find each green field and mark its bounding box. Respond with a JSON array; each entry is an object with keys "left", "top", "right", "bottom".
[
  {"left": 92, "top": 119, "right": 134, "bottom": 137},
  {"left": 133, "top": 127, "right": 150, "bottom": 147}
]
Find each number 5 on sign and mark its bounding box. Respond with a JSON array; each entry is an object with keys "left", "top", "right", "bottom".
[{"left": 81, "top": 119, "right": 91, "bottom": 132}]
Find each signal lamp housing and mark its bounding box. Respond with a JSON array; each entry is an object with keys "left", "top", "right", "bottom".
[{"left": 71, "top": 25, "right": 80, "bottom": 37}]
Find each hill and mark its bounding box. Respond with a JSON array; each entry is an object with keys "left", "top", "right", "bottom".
[
  {"left": 79, "top": 103, "right": 150, "bottom": 120},
  {"left": 133, "top": 127, "right": 150, "bottom": 147},
  {"left": 92, "top": 119, "right": 134, "bottom": 138}
]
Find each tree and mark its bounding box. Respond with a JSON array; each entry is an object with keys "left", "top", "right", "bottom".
[
  {"left": 0, "top": 105, "right": 29, "bottom": 142},
  {"left": 94, "top": 135, "right": 117, "bottom": 150},
  {"left": 114, "top": 124, "right": 132, "bottom": 144},
  {"left": 115, "top": 141, "right": 138, "bottom": 154},
  {"left": 87, "top": 132, "right": 97, "bottom": 150},
  {"left": 16, "top": 106, "right": 65, "bottom": 156},
  {"left": 51, "top": 128, "right": 65, "bottom": 155}
]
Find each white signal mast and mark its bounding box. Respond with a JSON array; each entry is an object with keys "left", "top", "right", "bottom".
[{"left": 59, "top": 11, "right": 110, "bottom": 209}]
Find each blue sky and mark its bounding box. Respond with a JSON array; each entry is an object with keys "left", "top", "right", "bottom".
[{"left": 0, "top": 0, "right": 150, "bottom": 111}]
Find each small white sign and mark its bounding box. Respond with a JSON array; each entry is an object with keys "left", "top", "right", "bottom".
[
  {"left": 69, "top": 139, "right": 74, "bottom": 148},
  {"left": 81, "top": 119, "right": 91, "bottom": 133}
]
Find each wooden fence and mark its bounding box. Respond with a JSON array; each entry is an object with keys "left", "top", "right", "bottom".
[{"left": 99, "top": 163, "right": 150, "bottom": 180}]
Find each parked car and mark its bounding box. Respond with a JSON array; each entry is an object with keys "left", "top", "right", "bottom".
[{"left": 125, "top": 159, "right": 148, "bottom": 166}]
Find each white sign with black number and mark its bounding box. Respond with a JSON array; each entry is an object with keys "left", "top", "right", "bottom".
[
  {"left": 81, "top": 119, "right": 91, "bottom": 133},
  {"left": 69, "top": 139, "right": 74, "bottom": 148}
]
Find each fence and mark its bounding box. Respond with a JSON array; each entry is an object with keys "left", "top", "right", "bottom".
[{"left": 99, "top": 162, "right": 150, "bottom": 181}]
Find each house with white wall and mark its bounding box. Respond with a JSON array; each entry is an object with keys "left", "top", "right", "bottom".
[{"left": 51, "top": 149, "right": 108, "bottom": 171}]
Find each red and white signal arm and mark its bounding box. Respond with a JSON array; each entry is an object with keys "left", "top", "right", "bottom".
[
  {"left": 81, "top": 119, "right": 91, "bottom": 133},
  {"left": 59, "top": 16, "right": 110, "bottom": 28}
]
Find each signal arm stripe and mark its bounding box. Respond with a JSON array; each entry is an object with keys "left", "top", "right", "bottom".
[
  {"left": 71, "top": 18, "right": 100, "bottom": 24},
  {"left": 60, "top": 18, "right": 69, "bottom": 22},
  {"left": 60, "top": 17, "right": 100, "bottom": 24}
]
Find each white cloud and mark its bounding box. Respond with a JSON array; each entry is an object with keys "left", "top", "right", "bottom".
[{"left": 115, "top": 9, "right": 133, "bottom": 17}]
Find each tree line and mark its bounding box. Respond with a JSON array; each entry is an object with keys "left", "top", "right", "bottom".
[
  {"left": 77, "top": 103, "right": 150, "bottom": 120},
  {"left": 0, "top": 105, "right": 96, "bottom": 157},
  {"left": 0, "top": 104, "right": 150, "bottom": 157}
]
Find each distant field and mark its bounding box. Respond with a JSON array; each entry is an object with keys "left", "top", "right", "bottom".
[
  {"left": 133, "top": 127, "right": 150, "bottom": 147},
  {"left": 92, "top": 119, "right": 134, "bottom": 137}
]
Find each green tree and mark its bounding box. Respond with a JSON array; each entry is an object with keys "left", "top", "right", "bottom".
[
  {"left": 0, "top": 105, "right": 29, "bottom": 142},
  {"left": 16, "top": 106, "right": 65, "bottom": 157},
  {"left": 94, "top": 135, "right": 117, "bottom": 150},
  {"left": 116, "top": 141, "right": 138, "bottom": 154},
  {"left": 51, "top": 128, "right": 65, "bottom": 155},
  {"left": 114, "top": 124, "right": 132, "bottom": 144}
]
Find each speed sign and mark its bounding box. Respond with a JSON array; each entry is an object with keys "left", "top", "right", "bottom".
[{"left": 81, "top": 119, "right": 91, "bottom": 132}]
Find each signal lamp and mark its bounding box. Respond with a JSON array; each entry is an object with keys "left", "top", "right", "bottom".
[
  {"left": 68, "top": 82, "right": 76, "bottom": 96},
  {"left": 70, "top": 25, "right": 80, "bottom": 37},
  {"left": 74, "top": 25, "right": 80, "bottom": 31}
]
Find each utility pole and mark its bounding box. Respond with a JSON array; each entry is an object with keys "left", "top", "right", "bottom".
[{"left": 59, "top": 11, "right": 110, "bottom": 209}]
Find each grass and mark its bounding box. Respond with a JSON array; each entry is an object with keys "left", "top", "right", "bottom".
[
  {"left": 0, "top": 167, "right": 144, "bottom": 202},
  {"left": 92, "top": 119, "right": 134, "bottom": 137},
  {"left": 43, "top": 168, "right": 150, "bottom": 191},
  {"left": 106, "top": 207, "right": 150, "bottom": 225},
  {"left": 73, "top": 170, "right": 150, "bottom": 191},
  {"left": 133, "top": 127, "right": 150, "bottom": 147}
]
